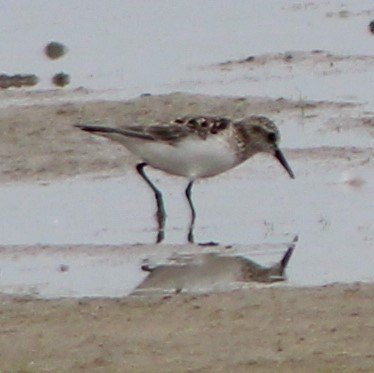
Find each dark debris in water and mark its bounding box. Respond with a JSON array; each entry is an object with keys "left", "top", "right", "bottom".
[
  {"left": 369, "top": 20, "right": 374, "bottom": 34},
  {"left": 45, "top": 41, "right": 68, "bottom": 60},
  {"left": 0, "top": 74, "right": 38, "bottom": 89},
  {"left": 52, "top": 72, "right": 70, "bottom": 87}
]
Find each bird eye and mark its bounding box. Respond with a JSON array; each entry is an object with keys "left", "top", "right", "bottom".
[{"left": 267, "top": 132, "right": 277, "bottom": 143}]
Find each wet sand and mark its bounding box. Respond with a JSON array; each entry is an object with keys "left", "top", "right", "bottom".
[
  {"left": 0, "top": 92, "right": 373, "bottom": 371},
  {"left": 1, "top": 284, "right": 374, "bottom": 372}
]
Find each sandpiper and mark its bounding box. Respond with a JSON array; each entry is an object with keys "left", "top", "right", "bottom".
[{"left": 76, "top": 115, "right": 294, "bottom": 243}]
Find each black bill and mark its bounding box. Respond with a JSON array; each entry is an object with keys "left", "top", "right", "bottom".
[{"left": 274, "top": 148, "right": 295, "bottom": 179}]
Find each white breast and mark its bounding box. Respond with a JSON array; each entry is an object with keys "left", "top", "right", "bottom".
[{"left": 122, "top": 135, "right": 239, "bottom": 179}]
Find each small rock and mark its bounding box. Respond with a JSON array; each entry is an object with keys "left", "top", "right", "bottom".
[
  {"left": 45, "top": 42, "right": 68, "bottom": 59},
  {"left": 369, "top": 20, "right": 374, "bottom": 34},
  {"left": 0, "top": 74, "right": 38, "bottom": 89},
  {"left": 52, "top": 72, "right": 70, "bottom": 87},
  {"left": 244, "top": 56, "right": 255, "bottom": 62},
  {"left": 284, "top": 52, "right": 293, "bottom": 62},
  {"left": 59, "top": 264, "right": 69, "bottom": 272}
]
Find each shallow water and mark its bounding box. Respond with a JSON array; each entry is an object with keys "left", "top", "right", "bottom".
[
  {"left": 1, "top": 1, "right": 374, "bottom": 110},
  {"left": 0, "top": 243, "right": 294, "bottom": 298},
  {"left": 0, "top": 154, "right": 372, "bottom": 297},
  {"left": 1, "top": 1, "right": 373, "bottom": 297}
]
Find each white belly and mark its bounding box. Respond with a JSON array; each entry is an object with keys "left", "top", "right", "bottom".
[{"left": 122, "top": 136, "right": 238, "bottom": 179}]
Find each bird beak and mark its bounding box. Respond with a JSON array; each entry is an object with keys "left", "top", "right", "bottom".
[{"left": 274, "top": 148, "right": 295, "bottom": 179}]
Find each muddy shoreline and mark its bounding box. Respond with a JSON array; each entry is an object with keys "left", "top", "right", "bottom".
[
  {"left": 1, "top": 92, "right": 374, "bottom": 372},
  {"left": 0, "top": 92, "right": 368, "bottom": 183},
  {"left": 1, "top": 284, "right": 374, "bottom": 372}
]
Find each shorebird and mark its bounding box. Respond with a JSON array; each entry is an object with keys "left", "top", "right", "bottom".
[{"left": 76, "top": 115, "right": 294, "bottom": 243}]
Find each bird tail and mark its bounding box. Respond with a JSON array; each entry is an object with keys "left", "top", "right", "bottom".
[
  {"left": 75, "top": 124, "right": 124, "bottom": 135},
  {"left": 75, "top": 124, "right": 153, "bottom": 141}
]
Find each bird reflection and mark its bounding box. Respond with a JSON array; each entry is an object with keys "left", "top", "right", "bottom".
[{"left": 133, "top": 237, "right": 297, "bottom": 295}]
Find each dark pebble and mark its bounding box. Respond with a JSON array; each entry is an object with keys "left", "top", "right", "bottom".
[
  {"left": 0, "top": 74, "right": 38, "bottom": 89},
  {"left": 284, "top": 53, "right": 293, "bottom": 62},
  {"left": 369, "top": 20, "right": 374, "bottom": 34},
  {"left": 244, "top": 56, "right": 255, "bottom": 62},
  {"left": 52, "top": 72, "right": 70, "bottom": 87},
  {"left": 45, "top": 41, "right": 67, "bottom": 59}
]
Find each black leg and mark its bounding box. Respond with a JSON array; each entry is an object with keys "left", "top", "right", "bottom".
[
  {"left": 136, "top": 162, "right": 166, "bottom": 243},
  {"left": 185, "top": 181, "right": 196, "bottom": 243}
]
